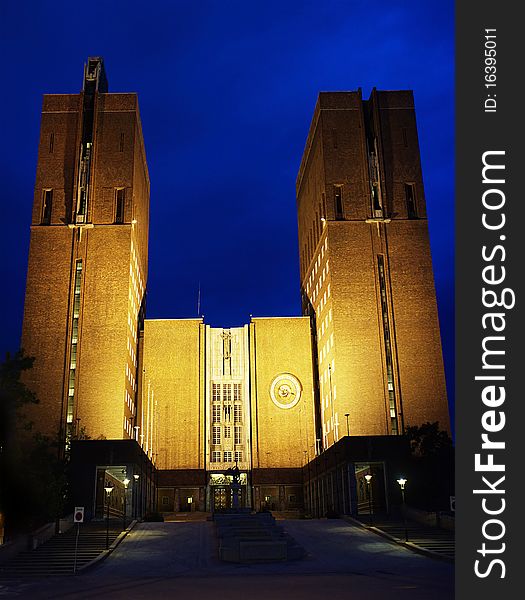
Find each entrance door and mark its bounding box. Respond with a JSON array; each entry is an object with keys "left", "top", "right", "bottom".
[{"left": 213, "top": 487, "right": 231, "bottom": 512}]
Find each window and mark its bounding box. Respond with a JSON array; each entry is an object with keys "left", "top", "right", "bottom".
[
  {"left": 162, "top": 496, "right": 169, "bottom": 506},
  {"left": 224, "top": 405, "right": 231, "bottom": 421},
  {"left": 224, "top": 451, "right": 232, "bottom": 463},
  {"left": 402, "top": 127, "right": 408, "bottom": 148},
  {"left": 212, "top": 405, "right": 221, "bottom": 423},
  {"left": 224, "top": 426, "right": 231, "bottom": 439},
  {"left": 211, "top": 451, "right": 221, "bottom": 463},
  {"left": 49, "top": 133, "right": 55, "bottom": 153},
  {"left": 405, "top": 184, "right": 417, "bottom": 219},
  {"left": 119, "top": 132, "right": 125, "bottom": 152},
  {"left": 212, "top": 426, "right": 221, "bottom": 445},
  {"left": 234, "top": 404, "right": 242, "bottom": 423},
  {"left": 235, "top": 451, "right": 243, "bottom": 463},
  {"left": 115, "top": 188, "right": 125, "bottom": 223},
  {"left": 212, "top": 383, "right": 220, "bottom": 402},
  {"left": 378, "top": 255, "right": 398, "bottom": 435},
  {"left": 289, "top": 495, "right": 297, "bottom": 504},
  {"left": 234, "top": 426, "right": 242, "bottom": 445},
  {"left": 233, "top": 383, "right": 242, "bottom": 402},
  {"left": 41, "top": 189, "right": 53, "bottom": 224},
  {"left": 334, "top": 186, "right": 343, "bottom": 220},
  {"left": 223, "top": 384, "right": 232, "bottom": 402}
]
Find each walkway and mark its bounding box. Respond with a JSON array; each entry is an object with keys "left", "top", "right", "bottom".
[{"left": 0, "top": 519, "right": 454, "bottom": 599}]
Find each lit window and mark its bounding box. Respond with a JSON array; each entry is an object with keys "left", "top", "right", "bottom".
[
  {"left": 211, "top": 451, "right": 221, "bottom": 463},
  {"left": 224, "top": 451, "right": 232, "bottom": 463},
  {"left": 212, "top": 405, "right": 221, "bottom": 423},
  {"left": 224, "top": 426, "right": 231, "bottom": 439},
  {"left": 235, "top": 451, "right": 243, "bottom": 463}
]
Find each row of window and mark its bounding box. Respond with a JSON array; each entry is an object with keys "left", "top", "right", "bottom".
[
  {"left": 301, "top": 181, "right": 419, "bottom": 271},
  {"left": 212, "top": 425, "right": 243, "bottom": 445},
  {"left": 66, "top": 260, "right": 83, "bottom": 429},
  {"left": 39, "top": 188, "right": 127, "bottom": 224},
  {"left": 212, "top": 404, "right": 242, "bottom": 423},
  {"left": 212, "top": 382, "right": 242, "bottom": 402},
  {"left": 46, "top": 132, "right": 127, "bottom": 154},
  {"left": 211, "top": 451, "right": 243, "bottom": 463}
]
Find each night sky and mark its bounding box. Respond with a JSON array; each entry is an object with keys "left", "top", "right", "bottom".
[{"left": 0, "top": 1, "right": 454, "bottom": 431}]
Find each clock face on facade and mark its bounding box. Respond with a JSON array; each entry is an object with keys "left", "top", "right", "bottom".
[{"left": 270, "top": 373, "right": 302, "bottom": 409}]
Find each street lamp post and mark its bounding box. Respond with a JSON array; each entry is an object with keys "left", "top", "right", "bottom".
[
  {"left": 123, "top": 478, "right": 130, "bottom": 529},
  {"left": 397, "top": 477, "right": 408, "bottom": 542},
  {"left": 365, "top": 474, "right": 373, "bottom": 526},
  {"left": 133, "top": 474, "right": 140, "bottom": 519},
  {"left": 344, "top": 413, "right": 350, "bottom": 437},
  {"left": 104, "top": 483, "right": 114, "bottom": 549}
]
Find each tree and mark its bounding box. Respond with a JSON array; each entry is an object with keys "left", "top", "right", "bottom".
[
  {"left": 405, "top": 421, "right": 453, "bottom": 459},
  {"left": 0, "top": 352, "right": 69, "bottom": 538},
  {"left": 404, "top": 421, "right": 454, "bottom": 512}
]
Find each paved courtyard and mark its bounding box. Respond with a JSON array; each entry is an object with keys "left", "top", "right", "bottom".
[{"left": 1, "top": 520, "right": 453, "bottom": 599}]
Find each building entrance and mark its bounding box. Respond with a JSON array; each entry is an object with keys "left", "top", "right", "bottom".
[{"left": 213, "top": 487, "right": 231, "bottom": 511}]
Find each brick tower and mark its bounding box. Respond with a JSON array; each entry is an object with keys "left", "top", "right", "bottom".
[
  {"left": 21, "top": 58, "right": 149, "bottom": 443},
  {"left": 296, "top": 89, "right": 449, "bottom": 449}
]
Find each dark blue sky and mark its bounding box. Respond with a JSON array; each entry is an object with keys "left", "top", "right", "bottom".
[{"left": 0, "top": 1, "right": 454, "bottom": 427}]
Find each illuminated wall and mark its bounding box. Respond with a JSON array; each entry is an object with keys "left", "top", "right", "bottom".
[{"left": 296, "top": 90, "right": 449, "bottom": 447}]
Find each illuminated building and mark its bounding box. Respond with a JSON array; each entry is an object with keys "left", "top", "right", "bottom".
[
  {"left": 296, "top": 90, "right": 449, "bottom": 448},
  {"left": 21, "top": 60, "right": 449, "bottom": 517},
  {"left": 21, "top": 57, "right": 148, "bottom": 446}
]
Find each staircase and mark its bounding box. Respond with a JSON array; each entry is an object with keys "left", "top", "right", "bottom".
[
  {"left": 215, "top": 512, "right": 306, "bottom": 562},
  {"left": 0, "top": 521, "right": 124, "bottom": 577}
]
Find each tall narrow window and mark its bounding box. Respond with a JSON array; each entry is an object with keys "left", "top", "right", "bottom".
[
  {"left": 234, "top": 426, "right": 242, "bottom": 445},
  {"left": 67, "top": 260, "right": 82, "bottom": 439},
  {"left": 233, "top": 383, "right": 242, "bottom": 402},
  {"left": 234, "top": 451, "right": 243, "bottom": 463},
  {"left": 41, "top": 190, "right": 53, "bottom": 224},
  {"left": 115, "top": 188, "right": 125, "bottom": 224},
  {"left": 212, "top": 426, "right": 221, "bottom": 445},
  {"left": 234, "top": 404, "right": 242, "bottom": 423},
  {"left": 334, "top": 186, "right": 343, "bottom": 220},
  {"left": 405, "top": 184, "right": 417, "bottom": 219},
  {"left": 49, "top": 133, "right": 55, "bottom": 153},
  {"left": 402, "top": 127, "right": 408, "bottom": 148},
  {"left": 223, "top": 383, "right": 232, "bottom": 403},
  {"left": 377, "top": 255, "right": 399, "bottom": 435},
  {"left": 119, "top": 132, "right": 125, "bottom": 152},
  {"left": 212, "top": 405, "right": 221, "bottom": 423}
]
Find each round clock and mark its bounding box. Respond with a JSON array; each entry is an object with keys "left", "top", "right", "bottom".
[{"left": 270, "top": 373, "right": 302, "bottom": 409}]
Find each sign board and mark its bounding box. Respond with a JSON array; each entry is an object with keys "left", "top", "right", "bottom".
[
  {"left": 449, "top": 496, "right": 455, "bottom": 512},
  {"left": 74, "top": 507, "right": 85, "bottom": 523}
]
